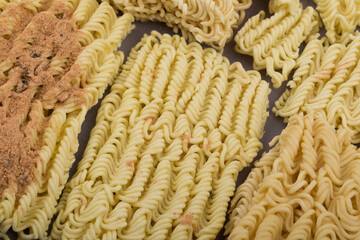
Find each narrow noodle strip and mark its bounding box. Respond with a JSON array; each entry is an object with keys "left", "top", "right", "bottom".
[
  {"left": 274, "top": 36, "right": 360, "bottom": 143},
  {"left": 0, "top": 1, "right": 134, "bottom": 239},
  {"left": 234, "top": 1, "right": 321, "bottom": 88}
]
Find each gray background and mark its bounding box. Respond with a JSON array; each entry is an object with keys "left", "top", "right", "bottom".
[{"left": 5, "top": 0, "right": 317, "bottom": 239}]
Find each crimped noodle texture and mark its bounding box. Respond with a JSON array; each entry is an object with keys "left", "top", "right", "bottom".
[
  {"left": 314, "top": 0, "right": 360, "bottom": 44},
  {"left": 268, "top": 0, "right": 301, "bottom": 13},
  {"left": 108, "top": 0, "right": 252, "bottom": 50},
  {"left": 234, "top": 1, "right": 320, "bottom": 88},
  {"left": 0, "top": 0, "right": 134, "bottom": 239},
  {"left": 226, "top": 113, "right": 360, "bottom": 239},
  {"left": 51, "top": 31, "right": 270, "bottom": 240},
  {"left": 274, "top": 36, "right": 360, "bottom": 143}
]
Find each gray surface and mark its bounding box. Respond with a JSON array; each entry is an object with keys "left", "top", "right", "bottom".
[{"left": 5, "top": 0, "right": 318, "bottom": 239}]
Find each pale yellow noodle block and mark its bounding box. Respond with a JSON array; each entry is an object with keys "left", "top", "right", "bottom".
[
  {"left": 226, "top": 113, "right": 360, "bottom": 239},
  {"left": 234, "top": 1, "right": 321, "bottom": 88},
  {"left": 274, "top": 36, "right": 360, "bottom": 143},
  {"left": 50, "top": 31, "right": 270, "bottom": 240},
  {"left": 314, "top": 0, "right": 360, "bottom": 44},
  {"left": 108, "top": 0, "right": 252, "bottom": 50},
  {"left": 0, "top": 0, "right": 134, "bottom": 239}
]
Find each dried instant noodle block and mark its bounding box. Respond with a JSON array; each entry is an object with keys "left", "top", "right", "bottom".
[
  {"left": 234, "top": 1, "right": 321, "bottom": 88},
  {"left": 108, "top": 0, "right": 252, "bottom": 50},
  {"left": 51, "top": 31, "right": 270, "bottom": 240},
  {"left": 274, "top": 36, "right": 360, "bottom": 143},
  {"left": 314, "top": 0, "right": 360, "bottom": 44},
  {"left": 0, "top": 0, "right": 134, "bottom": 239},
  {"left": 226, "top": 113, "right": 360, "bottom": 240}
]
